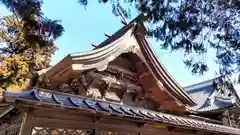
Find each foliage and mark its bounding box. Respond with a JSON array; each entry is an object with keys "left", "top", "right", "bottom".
[
  {"left": 0, "top": 0, "right": 239, "bottom": 89},
  {"left": 79, "top": 0, "right": 240, "bottom": 76},
  {"left": 0, "top": 0, "right": 64, "bottom": 90}
]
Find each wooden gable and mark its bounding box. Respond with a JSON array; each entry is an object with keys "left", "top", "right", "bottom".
[{"left": 43, "top": 14, "right": 196, "bottom": 113}]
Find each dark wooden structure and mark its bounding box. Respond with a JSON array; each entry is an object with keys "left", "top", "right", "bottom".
[
  {"left": 1, "top": 88, "right": 240, "bottom": 135},
  {"left": 0, "top": 13, "right": 240, "bottom": 135}
]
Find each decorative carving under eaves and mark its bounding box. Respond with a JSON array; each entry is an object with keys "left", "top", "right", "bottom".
[
  {"left": 98, "top": 81, "right": 110, "bottom": 98},
  {"left": 84, "top": 76, "right": 102, "bottom": 99},
  {"left": 221, "top": 110, "right": 230, "bottom": 126},
  {"left": 105, "top": 89, "right": 121, "bottom": 102},
  {"left": 57, "top": 72, "right": 91, "bottom": 95},
  {"left": 237, "top": 117, "right": 240, "bottom": 128},
  {"left": 55, "top": 68, "right": 154, "bottom": 109},
  {"left": 122, "top": 91, "right": 135, "bottom": 106},
  {"left": 86, "top": 70, "right": 146, "bottom": 106},
  {"left": 70, "top": 77, "right": 86, "bottom": 96},
  {"left": 87, "top": 87, "right": 102, "bottom": 99},
  {"left": 230, "top": 114, "right": 238, "bottom": 128},
  {"left": 58, "top": 83, "right": 73, "bottom": 94},
  {"left": 121, "top": 84, "right": 145, "bottom": 106}
]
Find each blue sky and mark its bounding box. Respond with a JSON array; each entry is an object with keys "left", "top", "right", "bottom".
[{"left": 0, "top": 0, "right": 219, "bottom": 86}]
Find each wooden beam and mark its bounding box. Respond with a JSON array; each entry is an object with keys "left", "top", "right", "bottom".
[
  {"left": 92, "top": 116, "right": 101, "bottom": 123},
  {"left": 167, "top": 126, "right": 175, "bottom": 132},
  {"left": 107, "top": 65, "right": 137, "bottom": 78},
  {"left": 106, "top": 66, "right": 137, "bottom": 82},
  {"left": 188, "top": 115, "right": 222, "bottom": 124},
  {"left": 139, "top": 72, "right": 151, "bottom": 79},
  {"left": 33, "top": 117, "right": 145, "bottom": 133},
  {"left": 0, "top": 106, "right": 14, "bottom": 118},
  {"left": 18, "top": 108, "right": 34, "bottom": 135},
  {"left": 94, "top": 115, "right": 100, "bottom": 135},
  {"left": 137, "top": 122, "right": 146, "bottom": 128},
  {"left": 87, "top": 72, "right": 142, "bottom": 91}
]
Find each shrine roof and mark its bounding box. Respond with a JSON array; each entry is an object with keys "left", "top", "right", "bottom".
[
  {"left": 1, "top": 88, "right": 240, "bottom": 135},
  {"left": 45, "top": 13, "right": 196, "bottom": 108},
  {"left": 186, "top": 82, "right": 233, "bottom": 112},
  {"left": 197, "top": 99, "right": 233, "bottom": 112},
  {"left": 185, "top": 80, "right": 215, "bottom": 110},
  {"left": 186, "top": 74, "right": 240, "bottom": 112}
]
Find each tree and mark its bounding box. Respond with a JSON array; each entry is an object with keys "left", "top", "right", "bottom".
[
  {"left": 79, "top": 0, "right": 240, "bottom": 77},
  {"left": 0, "top": 0, "right": 64, "bottom": 90},
  {"left": 0, "top": 0, "right": 239, "bottom": 90}
]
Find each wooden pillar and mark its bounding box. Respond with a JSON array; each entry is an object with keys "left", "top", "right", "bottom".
[
  {"left": 94, "top": 127, "right": 100, "bottom": 135},
  {"left": 18, "top": 108, "right": 34, "bottom": 135},
  {"left": 94, "top": 116, "right": 100, "bottom": 135}
]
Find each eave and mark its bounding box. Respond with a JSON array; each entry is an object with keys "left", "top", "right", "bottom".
[{"left": 134, "top": 31, "right": 196, "bottom": 107}]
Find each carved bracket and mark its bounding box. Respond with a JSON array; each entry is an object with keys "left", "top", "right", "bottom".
[{"left": 99, "top": 81, "right": 111, "bottom": 97}]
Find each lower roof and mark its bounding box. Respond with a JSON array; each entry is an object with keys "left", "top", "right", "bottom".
[
  {"left": 1, "top": 88, "right": 240, "bottom": 135},
  {"left": 186, "top": 76, "right": 240, "bottom": 112}
]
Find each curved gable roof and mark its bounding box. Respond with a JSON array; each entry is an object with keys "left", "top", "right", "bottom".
[{"left": 45, "top": 14, "right": 196, "bottom": 109}]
